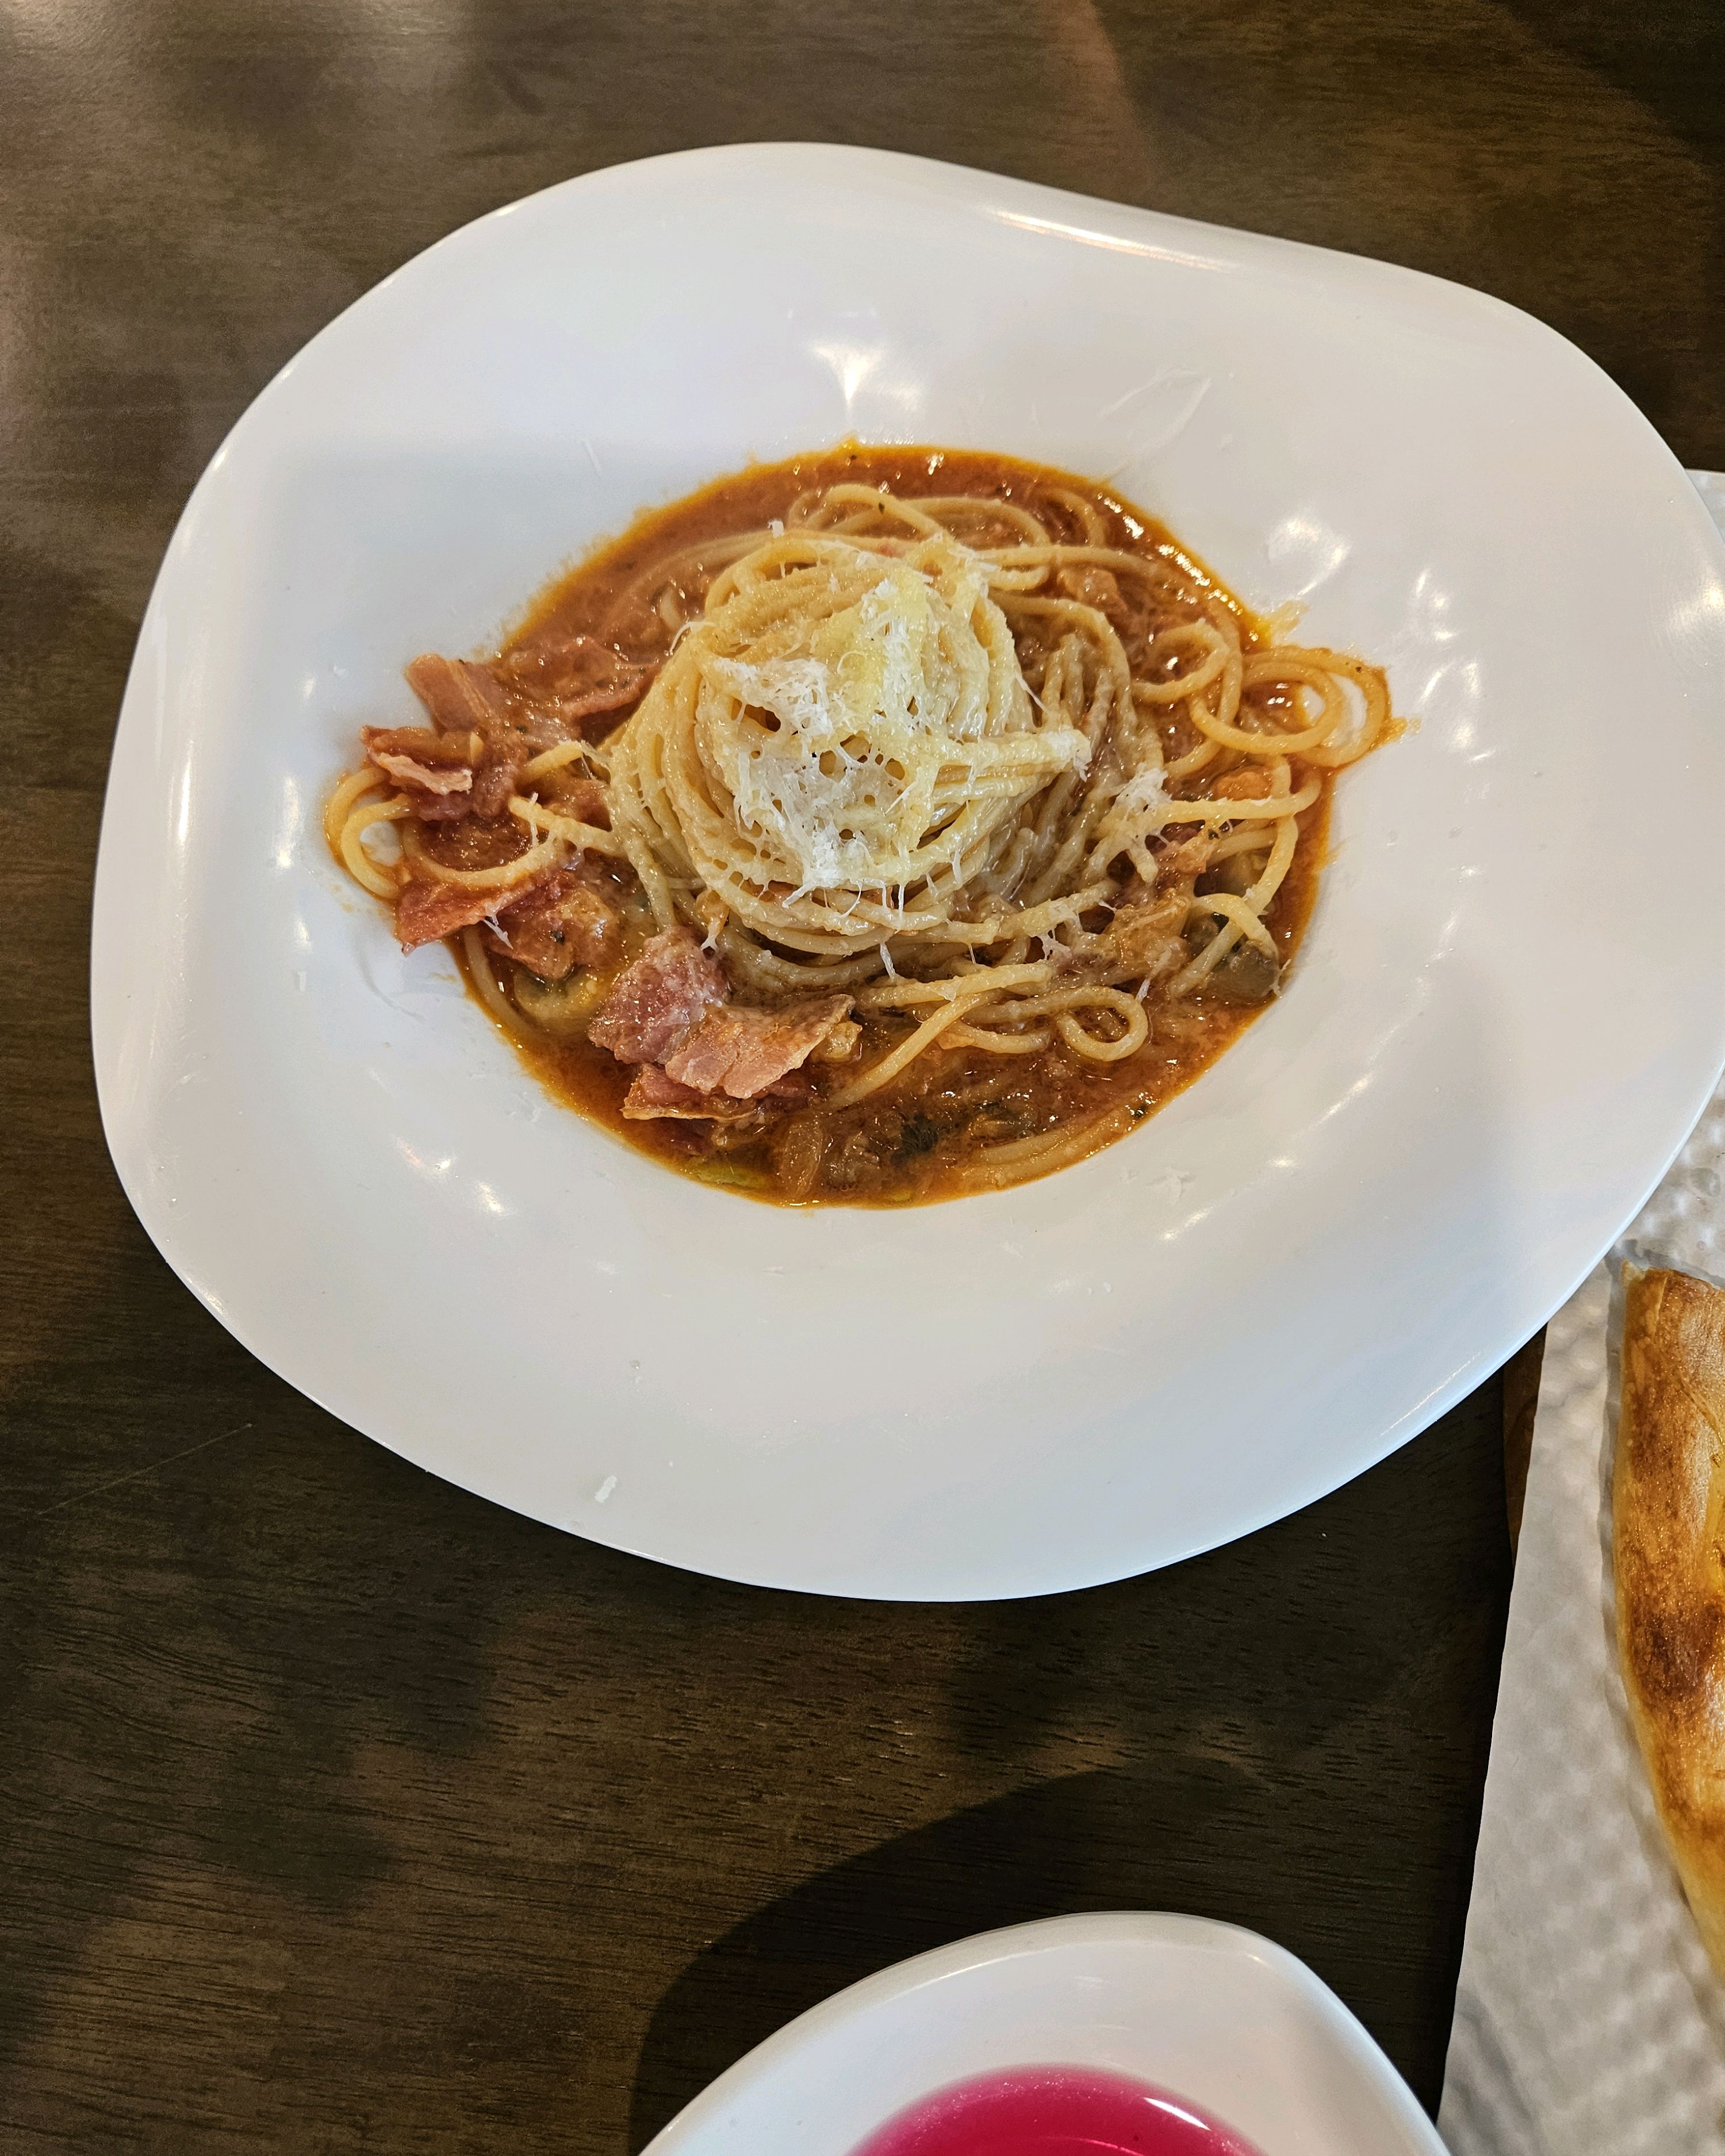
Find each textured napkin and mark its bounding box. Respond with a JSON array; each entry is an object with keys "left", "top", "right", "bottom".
[{"left": 1438, "top": 470, "right": 1725, "bottom": 2154}]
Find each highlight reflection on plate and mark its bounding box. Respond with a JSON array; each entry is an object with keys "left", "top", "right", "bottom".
[{"left": 93, "top": 144, "right": 1725, "bottom": 1597}]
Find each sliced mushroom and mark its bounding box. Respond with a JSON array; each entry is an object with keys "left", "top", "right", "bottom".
[
  {"left": 1202, "top": 939, "right": 1281, "bottom": 1004},
  {"left": 512, "top": 965, "right": 616, "bottom": 1039}
]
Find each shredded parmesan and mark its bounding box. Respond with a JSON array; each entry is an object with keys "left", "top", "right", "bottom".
[{"left": 694, "top": 538, "right": 1089, "bottom": 903}]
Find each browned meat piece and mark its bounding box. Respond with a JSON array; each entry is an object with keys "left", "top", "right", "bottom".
[
  {"left": 1054, "top": 884, "right": 1187, "bottom": 988},
  {"left": 1151, "top": 829, "right": 1213, "bottom": 883},
  {"left": 371, "top": 757, "right": 471, "bottom": 801},
  {"left": 404, "top": 653, "right": 570, "bottom": 817},
  {"left": 404, "top": 653, "right": 512, "bottom": 731},
  {"left": 361, "top": 724, "right": 483, "bottom": 822},
  {"left": 588, "top": 927, "right": 729, "bottom": 1064},
  {"left": 1209, "top": 766, "right": 1274, "bottom": 801},
  {"left": 362, "top": 727, "right": 480, "bottom": 787},
  {"left": 557, "top": 675, "right": 650, "bottom": 723},
  {"left": 394, "top": 868, "right": 552, "bottom": 951},
  {"left": 481, "top": 869, "right": 622, "bottom": 979},
  {"left": 662, "top": 995, "right": 854, "bottom": 1100},
  {"left": 1105, "top": 888, "right": 1189, "bottom": 984},
  {"left": 498, "top": 635, "right": 656, "bottom": 727},
  {"left": 621, "top": 1065, "right": 761, "bottom": 1122},
  {"left": 622, "top": 1062, "right": 812, "bottom": 1122}
]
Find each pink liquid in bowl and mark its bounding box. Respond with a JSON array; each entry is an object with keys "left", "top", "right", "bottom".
[{"left": 846, "top": 2066, "right": 1266, "bottom": 2156}]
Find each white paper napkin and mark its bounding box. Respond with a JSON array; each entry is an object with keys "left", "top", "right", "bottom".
[{"left": 1438, "top": 471, "right": 1725, "bottom": 2154}]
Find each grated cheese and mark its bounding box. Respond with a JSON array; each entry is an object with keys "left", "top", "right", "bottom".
[{"left": 707, "top": 547, "right": 1086, "bottom": 899}]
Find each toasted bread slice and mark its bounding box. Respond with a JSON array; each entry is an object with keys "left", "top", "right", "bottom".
[{"left": 1615, "top": 1264, "right": 1725, "bottom": 1977}]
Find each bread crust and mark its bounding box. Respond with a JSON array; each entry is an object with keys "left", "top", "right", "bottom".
[{"left": 1615, "top": 1264, "right": 1725, "bottom": 1977}]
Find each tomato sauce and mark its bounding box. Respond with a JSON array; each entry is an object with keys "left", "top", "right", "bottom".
[{"left": 457, "top": 445, "right": 1331, "bottom": 1204}]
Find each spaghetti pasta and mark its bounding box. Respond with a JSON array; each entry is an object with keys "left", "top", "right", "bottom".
[{"left": 325, "top": 445, "right": 1394, "bottom": 1203}]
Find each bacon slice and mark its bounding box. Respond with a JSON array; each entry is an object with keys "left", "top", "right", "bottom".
[
  {"left": 396, "top": 877, "right": 516, "bottom": 951},
  {"left": 587, "top": 927, "right": 730, "bottom": 1064},
  {"left": 404, "top": 654, "right": 565, "bottom": 818},
  {"left": 403, "top": 654, "right": 508, "bottom": 730},
  {"left": 499, "top": 635, "right": 656, "bottom": 726},
  {"left": 361, "top": 724, "right": 483, "bottom": 822},
  {"left": 622, "top": 1063, "right": 812, "bottom": 1122},
  {"left": 393, "top": 864, "right": 559, "bottom": 952},
  {"left": 481, "top": 868, "right": 622, "bottom": 979},
  {"left": 621, "top": 1065, "right": 761, "bottom": 1122},
  {"left": 362, "top": 725, "right": 480, "bottom": 778},
  {"left": 559, "top": 674, "right": 654, "bottom": 723},
  {"left": 392, "top": 645, "right": 645, "bottom": 831},
  {"left": 662, "top": 995, "right": 854, "bottom": 1100},
  {"left": 374, "top": 753, "right": 473, "bottom": 797}
]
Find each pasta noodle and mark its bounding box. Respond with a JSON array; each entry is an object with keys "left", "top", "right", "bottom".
[{"left": 325, "top": 446, "right": 1394, "bottom": 1203}]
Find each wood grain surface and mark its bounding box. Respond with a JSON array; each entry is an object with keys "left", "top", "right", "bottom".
[{"left": 3, "top": 1, "right": 1719, "bottom": 2149}]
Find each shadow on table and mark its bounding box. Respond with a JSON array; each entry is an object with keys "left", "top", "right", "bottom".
[{"left": 627, "top": 1759, "right": 1273, "bottom": 2151}]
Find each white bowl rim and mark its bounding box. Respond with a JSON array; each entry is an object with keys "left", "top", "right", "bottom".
[{"left": 641, "top": 1908, "right": 1450, "bottom": 2154}]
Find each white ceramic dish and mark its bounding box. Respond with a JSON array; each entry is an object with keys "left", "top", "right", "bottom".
[
  {"left": 641, "top": 1911, "right": 1448, "bottom": 2155},
  {"left": 93, "top": 143, "right": 1725, "bottom": 1598}
]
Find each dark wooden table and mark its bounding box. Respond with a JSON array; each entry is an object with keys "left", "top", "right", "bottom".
[{"left": 5, "top": 4, "right": 1720, "bottom": 2149}]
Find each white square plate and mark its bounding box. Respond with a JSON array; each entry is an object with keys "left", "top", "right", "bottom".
[{"left": 93, "top": 144, "right": 1725, "bottom": 1598}]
